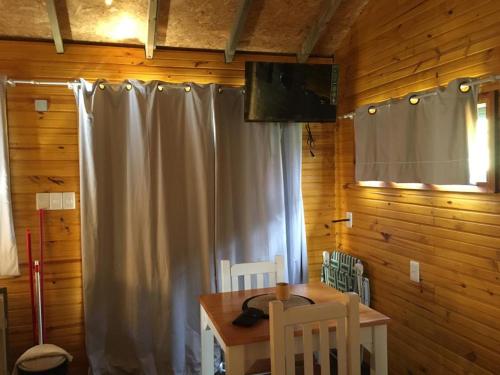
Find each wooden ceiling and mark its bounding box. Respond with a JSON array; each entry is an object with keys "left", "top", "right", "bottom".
[{"left": 0, "top": 0, "right": 369, "bottom": 61}]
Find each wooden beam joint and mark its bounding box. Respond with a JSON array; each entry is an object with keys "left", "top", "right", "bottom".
[
  {"left": 146, "top": 0, "right": 159, "bottom": 59},
  {"left": 297, "top": 0, "right": 341, "bottom": 63},
  {"left": 225, "top": 0, "right": 252, "bottom": 63},
  {"left": 46, "top": 0, "right": 64, "bottom": 54}
]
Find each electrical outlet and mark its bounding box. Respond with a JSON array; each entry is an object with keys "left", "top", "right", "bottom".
[
  {"left": 36, "top": 193, "right": 50, "bottom": 210},
  {"left": 49, "top": 192, "right": 63, "bottom": 210},
  {"left": 345, "top": 212, "right": 353, "bottom": 228},
  {"left": 62, "top": 192, "right": 76, "bottom": 209},
  {"left": 410, "top": 260, "right": 420, "bottom": 282}
]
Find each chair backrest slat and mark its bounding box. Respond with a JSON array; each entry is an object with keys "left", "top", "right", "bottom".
[
  {"left": 336, "top": 318, "right": 347, "bottom": 375},
  {"left": 220, "top": 255, "right": 285, "bottom": 292},
  {"left": 270, "top": 293, "right": 360, "bottom": 375},
  {"left": 256, "top": 273, "right": 264, "bottom": 289},
  {"left": 319, "top": 320, "right": 331, "bottom": 375},
  {"left": 244, "top": 274, "right": 251, "bottom": 290},
  {"left": 302, "top": 323, "right": 314, "bottom": 375},
  {"left": 285, "top": 326, "right": 296, "bottom": 375}
]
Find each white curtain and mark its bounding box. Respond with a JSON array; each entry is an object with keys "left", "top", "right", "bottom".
[
  {"left": 75, "top": 80, "right": 216, "bottom": 374},
  {"left": 213, "top": 88, "right": 307, "bottom": 284},
  {"left": 75, "top": 81, "right": 307, "bottom": 374},
  {"left": 0, "top": 76, "right": 19, "bottom": 277},
  {"left": 354, "top": 79, "right": 478, "bottom": 185}
]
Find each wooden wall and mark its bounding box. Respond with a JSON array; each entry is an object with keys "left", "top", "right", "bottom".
[
  {"left": 334, "top": 0, "right": 500, "bottom": 374},
  {"left": 0, "top": 40, "right": 335, "bottom": 372}
]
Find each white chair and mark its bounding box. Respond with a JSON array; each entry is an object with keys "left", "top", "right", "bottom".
[
  {"left": 220, "top": 255, "right": 285, "bottom": 292},
  {"left": 269, "top": 293, "right": 361, "bottom": 375}
]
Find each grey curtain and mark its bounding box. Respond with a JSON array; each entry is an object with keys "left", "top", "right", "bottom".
[
  {"left": 354, "top": 79, "right": 478, "bottom": 185},
  {"left": 0, "top": 76, "right": 19, "bottom": 277},
  {"left": 76, "top": 80, "right": 215, "bottom": 374},
  {"left": 213, "top": 88, "right": 307, "bottom": 285},
  {"left": 75, "top": 81, "right": 307, "bottom": 374}
]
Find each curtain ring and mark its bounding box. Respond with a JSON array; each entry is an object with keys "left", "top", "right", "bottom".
[
  {"left": 184, "top": 86, "right": 191, "bottom": 92},
  {"left": 126, "top": 83, "right": 132, "bottom": 91},
  {"left": 98, "top": 83, "right": 105, "bottom": 90}
]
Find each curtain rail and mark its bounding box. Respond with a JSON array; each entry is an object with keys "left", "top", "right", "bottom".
[
  {"left": 5, "top": 78, "right": 244, "bottom": 90},
  {"left": 339, "top": 74, "right": 500, "bottom": 120}
]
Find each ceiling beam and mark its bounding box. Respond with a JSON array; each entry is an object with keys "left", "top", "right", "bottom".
[
  {"left": 146, "top": 0, "right": 159, "bottom": 59},
  {"left": 297, "top": 0, "right": 341, "bottom": 63},
  {"left": 225, "top": 0, "right": 252, "bottom": 63},
  {"left": 46, "top": 0, "right": 64, "bottom": 53}
]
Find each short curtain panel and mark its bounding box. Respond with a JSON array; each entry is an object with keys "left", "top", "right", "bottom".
[
  {"left": 354, "top": 79, "right": 478, "bottom": 185},
  {"left": 0, "top": 76, "right": 19, "bottom": 277}
]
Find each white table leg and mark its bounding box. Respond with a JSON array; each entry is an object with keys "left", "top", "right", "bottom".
[
  {"left": 225, "top": 345, "right": 245, "bottom": 375},
  {"left": 370, "top": 325, "right": 388, "bottom": 375},
  {"left": 200, "top": 305, "right": 215, "bottom": 375}
]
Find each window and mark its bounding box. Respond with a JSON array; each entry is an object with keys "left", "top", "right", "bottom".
[{"left": 358, "top": 91, "right": 497, "bottom": 193}]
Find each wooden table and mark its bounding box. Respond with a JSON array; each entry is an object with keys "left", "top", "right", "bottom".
[{"left": 200, "top": 282, "right": 390, "bottom": 374}]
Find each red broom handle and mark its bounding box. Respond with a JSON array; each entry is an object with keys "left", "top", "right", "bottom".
[
  {"left": 26, "top": 229, "right": 37, "bottom": 345},
  {"left": 38, "top": 209, "right": 46, "bottom": 342}
]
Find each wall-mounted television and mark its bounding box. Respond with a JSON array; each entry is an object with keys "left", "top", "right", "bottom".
[{"left": 244, "top": 62, "right": 339, "bottom": 123}]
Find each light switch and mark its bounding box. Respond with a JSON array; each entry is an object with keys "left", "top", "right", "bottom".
[
  {"left": 410, "top": 260, "right": 420, "bottom": 282},
  {"left": 49, "top": 192, "right": 63, "bottom": 210},
  {"left": 36, "top": 193, "right": 50, "bottom": 210},
  {"left": 62, "top": 192, "right": 76, "bottom": 209},
  {"left": 345, "top": 212, "right": 353, "bottom": 228}
]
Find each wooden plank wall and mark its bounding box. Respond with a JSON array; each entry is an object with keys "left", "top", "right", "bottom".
[
  {"left": 334, "top": 0, "right": 500, "bottom": 374},
  {"left": 0, "top": 40, "right": 335, "bottom": 372}
]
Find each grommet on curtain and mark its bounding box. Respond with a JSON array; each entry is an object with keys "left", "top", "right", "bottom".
[
  {"left": 98, "top": 83, "right": 105, "bottom": 90},
  {"left": 218, "top": 87, "right": 223, "bottom": 94},
  {"left": 458, "top": 82, "right": 471, "bottom": 93},
  {"left": 184, "top": 86, "right": 191, "bottom": 92},
  {"left": 409, "top": 95, "right": 420, "bottom": 105},
  {"left": 368, "top": 106, "right": 377, "bottom": 115},
  {"left": 125, "top": 83, "right": 132, "bottom": 91},
  {"left": 158, "top": 85, "right": 164, "bottom": 92}
]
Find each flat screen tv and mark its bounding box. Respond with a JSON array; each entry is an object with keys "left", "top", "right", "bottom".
[{"left": 244, "top": 62, "right": 338, "bottom": 122}]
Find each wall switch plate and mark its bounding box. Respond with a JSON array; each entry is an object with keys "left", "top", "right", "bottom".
[
  {"left": 49, "top": 192, "right": 63, "bottom": 210},
  {"left": 36, "top": 193, "right": 50, "bottom": 210},
  {"left": 345, "top": 212, "right": 353, "bottom": 228},
  {"left": 62, "top": 192, "right": 76, "bottom": 209},
  {"left": 410, "top": 260, "right": 420, "bottom": 282},
  {"left": 34, "top": 99, "right": 48, "bottom": 112}
]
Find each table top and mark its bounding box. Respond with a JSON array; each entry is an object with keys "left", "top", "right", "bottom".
[{"left": 199, "top": 282, "right": 390, "bottom": 347}]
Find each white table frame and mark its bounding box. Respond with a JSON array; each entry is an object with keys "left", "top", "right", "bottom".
[{"left": 200, "top": 304, "right": 388, "bottom": 375}]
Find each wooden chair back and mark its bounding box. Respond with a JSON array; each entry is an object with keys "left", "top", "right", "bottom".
[
  {"left": 220, "top": 255, "right": 285, "bottom": 292},
  {"left": 269, "top": 293, "right": 361, "bottom": 375}
]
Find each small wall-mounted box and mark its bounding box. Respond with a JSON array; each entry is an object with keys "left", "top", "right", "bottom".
[
  {"left": 410, "top": 260, "right": 420, "bottom": 283},
  {"left": 36, "top": 193, "right": 50, "bottom": 210},
  {"left": 62, "top": 192, "right": 76, "bottom": 209},
  {"left": 34, "top": 99, "right": 48, "bottom": 112},
  {"left": 49, "top": 192, "right": 63, "bottom": 210}
]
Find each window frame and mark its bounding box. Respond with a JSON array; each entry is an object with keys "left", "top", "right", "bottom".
[{"left": 356, "top": 90, "right": 497, "bottom": 193}]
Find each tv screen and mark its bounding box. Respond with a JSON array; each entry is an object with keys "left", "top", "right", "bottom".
[{"left": 244, "top": 62, "right": 338, "bottom": 122}]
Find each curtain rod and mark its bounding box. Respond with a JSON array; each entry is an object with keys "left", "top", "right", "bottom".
[
  {"left": 5, "top": 78, "right": 244, "bottom": 90},
  {"left": 338, "top": 74, "right": 500, "bottom": 120}
]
